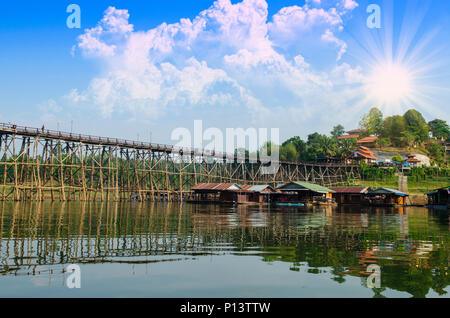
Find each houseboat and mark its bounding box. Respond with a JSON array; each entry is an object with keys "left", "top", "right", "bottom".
[{"left": 427, "top": 186, "right": 450, "bottom": 209}]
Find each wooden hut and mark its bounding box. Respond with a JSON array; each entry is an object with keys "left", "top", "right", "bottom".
[
  {"left": 330, "top": 187, "right": 371, "bottom": 205},
  {"left": 365, "top": 188, "right": 409, "bottom": 206},
  {"left": 427, "top": 186, "right": 450, "bottom": 207},
  {"left": 191, "top": 183, "right": 242, "bottom": 202},
  {"left": 246, "top": 185, "right": 277, "bottom": 203},
  {"left": 276, "top": 182, "right": 335, "bottom": 203}
]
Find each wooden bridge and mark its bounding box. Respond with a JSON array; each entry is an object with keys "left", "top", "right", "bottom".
[{"left": 0, "top": 123, "right": 360, "bottom": 201}]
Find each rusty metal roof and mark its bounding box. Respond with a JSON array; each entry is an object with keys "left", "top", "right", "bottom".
[
  {"left": 191, "top": 183, "right": 241, "bottom": 191},
  {"left": 330, "top": 187, "right": 370, "bottom": 194}
]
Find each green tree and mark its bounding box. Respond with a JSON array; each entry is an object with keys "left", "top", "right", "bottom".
[
  {"left": 337, "top": 138, "right": 357, "bottom": 159},
  {"left": 428, "top": 119, "right": 450, "bottom": 140},
  {"left": 383, "top": 116, "right": 407, "bottom": 147},
  {"left": 331, "top": 125, "right": 345, "bottom": 138},
  {"left": 392, "top": 155, "right": 404, "bottom": 163},
  {"left": 280, "top": 143, "right": 298, "bottom": 162},
  {"left": 404, "top": 109, "right": 429, "bottom": 143},
  {"left": 360, "top": 107, "right": 384, "bottom": 136},
  {"left": 401, "top": 130, "right": 416, "bottom": 147},
  {"left": 377, "top": 138, "right": 391, "bottom": 148},
  {"left": 426, "top": 143, "right": 445, "bottom": 163},
  {"left": 259, "top": 141, "right": 279, "bottom": 158},
  {"left": 283, "top": 136, "right": 306, "bottom": 159}
]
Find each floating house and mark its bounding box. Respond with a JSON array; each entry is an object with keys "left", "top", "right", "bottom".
[
  {"left": 276, "top": 182, "right": 335, "bottom": 203},
  {"left": 244, "top": 185, "right": 277, "bottom": 203},
  {"left": 330, "top": 187, "right": 371, "bottom": 205},
  {"left": 365, "top": 188, "right": 409, "bottom": 206},
  {"left": 427, "top": 186, "right": 450, "bottom": 207},
  {"left": 191, "top": 183, "right": 243, "bottom": 202},
  {"left": 191, "top": 183, "right": 276, "bottom": 204}
]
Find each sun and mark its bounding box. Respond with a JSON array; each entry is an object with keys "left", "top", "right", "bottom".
[{"left": 365, "top": 62, "right": 413, "bottom": 105}]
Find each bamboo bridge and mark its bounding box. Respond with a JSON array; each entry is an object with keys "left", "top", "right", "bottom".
[{"left": 0, "top": 123, "right": 360, "bottom": 201}]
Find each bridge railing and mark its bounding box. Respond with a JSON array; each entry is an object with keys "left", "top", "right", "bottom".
[{"left": 0, "top": 123, "right": 360, "bottom": 167}]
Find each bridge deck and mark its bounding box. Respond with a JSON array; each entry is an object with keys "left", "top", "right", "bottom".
[{"left": 0, "top": 123, "right": 358, "bottom": 168}]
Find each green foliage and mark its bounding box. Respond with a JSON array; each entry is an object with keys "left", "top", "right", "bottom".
[
  {"left": 426, "top": 143, "right": 445, "bottom": 163},
  {"left": 392, "top": 155, "right": 404, "bottom": 163},
  {"left": 383, "top": 115, "right": 407, "bottom": 147},
  {"left": 404, "top": 109, "right": 429, "bottom": 143},
  {"left": 276, "top": 109, "right": 447, "bottom": 164},
  {"left": 401, "top": 130, "right": 416, "bottom": 147},
  {"left": 331, "top": 125, "right": 345, "bottom": 138},
  {"left": 337, "top": 138, "right": 357, "bottom": 159},
  {"left": 280, "top": 143, "right": 298, "bottom": 162},
  {"left": 359, "top": 107, "right": 384, "bottom": 136},
  {"left": 428, "top": 119, "right": 450, "bottom": 140},
  {"left": 378, "top": 138, "right": 391, "bottom": 147}
]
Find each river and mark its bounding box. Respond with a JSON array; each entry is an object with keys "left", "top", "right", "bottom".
[{"left": 0, "top": 202, "right": 448, "bottom": 298}]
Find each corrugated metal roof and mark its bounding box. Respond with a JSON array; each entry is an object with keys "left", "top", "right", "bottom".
[
  {"left": 248, "top": 185, "right": 274, "bottom": 193},
  {"left": 191, "top": 183, "right": 241, "bottom": 191},
  {"left": 279, "top": 182, "right": 335, "bottom": 193},
  {"left": 427, "top": 186, "right": 450, "bottom": 195},
  {"left": 330, "top": 187, "right": 369, "bottom": 194},
  {"left": 370, "top": 188, "right": 408, "bottom": 196}
]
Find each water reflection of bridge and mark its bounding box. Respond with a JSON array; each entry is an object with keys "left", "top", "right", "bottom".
[
  {"left": 0, "top": 202, "right": 446, "bottom": 276},
  {"left": 0, "top": 123, "right": 360, "bottom": 201},
  {"left": 1, "top": 202, "right": 449, "bottom": 297}
]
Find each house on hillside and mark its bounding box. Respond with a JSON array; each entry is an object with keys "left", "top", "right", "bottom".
[
  {"left": 349, "top": 146, "right": 378, "bottom": 164},
  {"left": 338, "top": 129, "right": 367, "bottom": 141},
  {"left": 405, "top": 155, "right": 421, "bottom": 168},
  {"left": 357, "top": 136, "right": 378, "bottom": 147}
]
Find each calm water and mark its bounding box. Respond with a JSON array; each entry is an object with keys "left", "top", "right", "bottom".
[{"left": 0, "top": 201, "right": 449, "bottom": 298}]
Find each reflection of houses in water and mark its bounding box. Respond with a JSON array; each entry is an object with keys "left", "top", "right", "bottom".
[{"left": 0, "top": 202, "right": 448, "bottom": 299}]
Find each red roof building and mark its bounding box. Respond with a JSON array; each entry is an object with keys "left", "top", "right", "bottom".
[
  {"left": 357, "top": 136, "right": 379, "bottom": 144},
  {"left": 338, "top": 134, "right": 360, "bottom": 140},
  {"left": 351, "top": 146, "right": 378, "bottom": 162}
]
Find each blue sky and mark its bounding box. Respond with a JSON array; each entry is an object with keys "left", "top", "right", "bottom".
[{"left": 0, "top": 0, "right": 449, "bottom": 144}]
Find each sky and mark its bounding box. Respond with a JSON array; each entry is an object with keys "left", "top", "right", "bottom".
[{"left": 0, "top": 0, "right": 449, "bottom": 145}]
